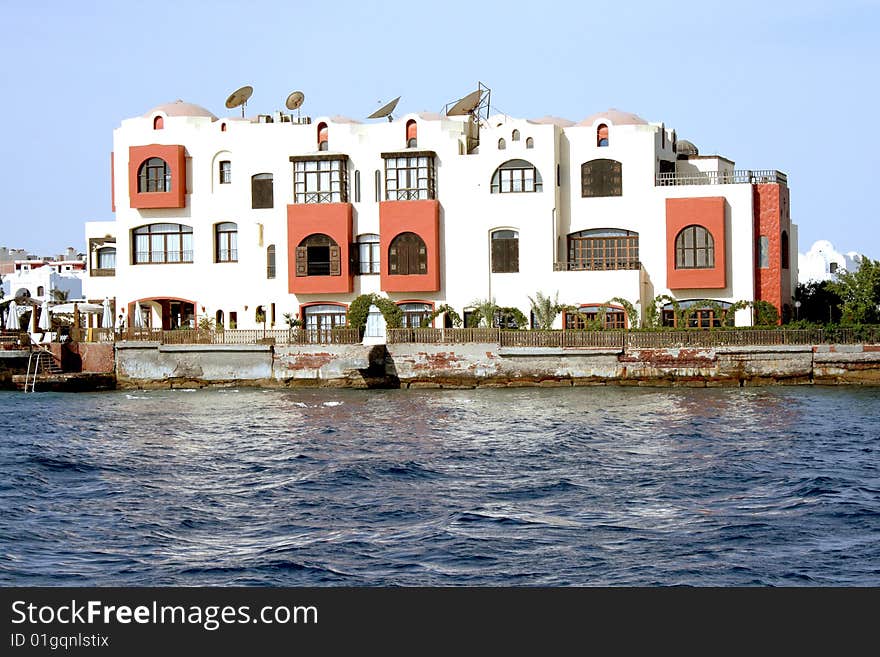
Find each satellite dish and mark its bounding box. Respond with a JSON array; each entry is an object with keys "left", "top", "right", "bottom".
[
  {"left": 446, "top": 89, "right": 482, "bottom": 116},
  {"left": 286, "top": 91, "right": 305, "bottom": 111},
  {"left": 225, "top": 85, "right": 253, "bottom": 117},
  {"left": 368, "top": 96, "right": 401, "bottom": 122}
]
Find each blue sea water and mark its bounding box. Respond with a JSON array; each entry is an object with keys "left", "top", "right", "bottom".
[{"left": 0, "top": 386, "right": 878, "bottom": 586}]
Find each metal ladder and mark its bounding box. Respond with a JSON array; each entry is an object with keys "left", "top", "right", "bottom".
[{"left": 24, "top": 347, "right": 64, "bottom": 393}]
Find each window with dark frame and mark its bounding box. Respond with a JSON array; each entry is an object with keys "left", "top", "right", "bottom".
[
  {"left": 581, "top": 159, "right": 622, "bottom": 197},
  {"left": 566, "top": 229, "right": 639, "bottom": 271},
  {"left": 303, "top": 304, "right": 347, "bottom": 340},
  {"left": 215, "top": 222, "right": 238, "bottom": 262},
  {"left": 490, "top": 159, "right": 543, "bottom": 193},
  {"left": 675, "top": 225, "right": 715, "bottom": 269},
  {"left": 266, "top": 244, "right": 276, "bottom": 279},
  {"left": 132, "top": 223, "right": 193, "bottom": 264},
  {"left": 138, "top": 158, "right": 171, "bottom": 193},
  {"left": 97, "top": 247, "right": 116, "bottom": 270},
  {"left": 293, "top": 159, "right": 348, "bottom": 203},
  {"left": 491, "top": 229, "right": 519, "bottom": 273},
  {"left": 251, "top": 173, "right": 273, "bottom": 208},
  {"left": 399, "top": 302, "right": 432, "bottom": 328},
  {"left": 219, "top": 160, "right": 231, "bottom": 184},
  {"left": 781, "top": 230, "right": 790, "bottom": 269},
  {"left": 295, "top": 234, "right": 341, "bottom": 277},
  {"left": 388, "top": 232, "right": 427, "bottom": 275},
  {"left": 565, "top": 306, "right": 626, "bottom": 329},
  {"left": 384, "top": 155, "right": 435, "bottom": 200}
]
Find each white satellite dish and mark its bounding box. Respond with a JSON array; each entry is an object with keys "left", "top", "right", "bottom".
[{"left": 368, "top": 96, "right": 401, "bottom": 122}]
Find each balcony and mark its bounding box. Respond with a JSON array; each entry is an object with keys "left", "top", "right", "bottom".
[
  {"left": 553, "top": 260, "right": 641, "bottom": 272},
  {"left": 656, "top": 170, "right": 787, "bottom": 186}
]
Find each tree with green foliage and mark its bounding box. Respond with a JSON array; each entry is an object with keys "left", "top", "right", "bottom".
[
  {"left": 527, "top": 291, "right": 563, "bottom": 329},
  {"left": 794, "top": 281, "right": 842, "bottom": 324},
  {"left": 827, "top": 258, "right": 880, "bottom": 324}
]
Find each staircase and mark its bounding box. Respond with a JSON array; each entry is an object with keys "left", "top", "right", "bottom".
[{"left": 24, "top": 347, "right": 64, "bottom": 392}]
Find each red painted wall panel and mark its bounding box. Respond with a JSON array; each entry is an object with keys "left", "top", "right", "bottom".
[
  {"left": 753, "top": 183, "right": 792, "bottom": 321},
  {"left": 666, "top": 197, "right": 726, "bottom": 289},
  {"left": 379, "top": 200, "right": 440, "bottom": 293},
  {"left": 128, "top": 144, "right": 186, "bottom": 209},
  {"left": 286, "top": 203, "right": 353, "bottom": 294}
]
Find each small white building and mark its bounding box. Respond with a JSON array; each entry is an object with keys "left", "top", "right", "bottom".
[
  {"left": 84, "top": 92, "right": 797, "bottom": 332},
  {"left": 1, "top": 258, "right": 85, "bottom": 303},
  {"left": 798, "top": 240, "right": 863, "bottom": 284}
]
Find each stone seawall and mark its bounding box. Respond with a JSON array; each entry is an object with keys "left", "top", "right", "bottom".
[{"left": 112, "top": 341, "right": 880, "bottom": 389}]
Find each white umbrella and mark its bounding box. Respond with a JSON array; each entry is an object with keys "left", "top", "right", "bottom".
[
  {"left": 5, "top": 300, "right": 19, "bottom": 330},
  {"left": 39, "top": 300, "right": 51, "bottom": 331},
  {"left": 133, "top": 303, "right": 145, "bottom": 328},
  {"left": 50, "top": 302, "right": 103, "bottom": 314},
  {"left": 101, "top": 297, "right": 113, "bottom": 328}
]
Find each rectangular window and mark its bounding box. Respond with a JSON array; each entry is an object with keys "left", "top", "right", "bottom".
[
  {"left": 252, "top": 174, "right": 274, "bottom": 209},
  {"left": 758, "top": 235, "right": 770, "bottom": 268},
  {"left": 293, "top": 159, "right": 348, "bottom": 203},
  {"left": 219, "top": 160, "right": 231, "bottom": 184},
  {"left": 384, "top": 155, "right": 435, "bottom": 200},
  {"left": 358, "top": 240, "right": 380, "bottom": 274}
]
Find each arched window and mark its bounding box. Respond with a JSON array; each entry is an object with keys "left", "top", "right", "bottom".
[
  {"left": 317, "top": 122, "right": 328, "bottom": 151},
  {"left": 357, "top": 234, "right": 380, "bottom": 274},
  {"left": 565, "top": 304, "right": 627, "bottom": 329},
  {"left": 153, "top": 116, "right": 164, "bottom": 130},
  {"left": 406, "top": 119, "right": 418, "bottom": 148},
  {"left": 498, "top": 138, "right": 506, "bottom": 150},
  {"left": 295, "top": 234, "right": 341, "bottom": 277},
  {"left": 266, "top": 244, "right": 276, "bottom": 279},
  {"left": 491, "top": 159, "right": 543, "bottom": 193},
  {"left": 511, "top": 129, "right": 520, "bottom": 141},
  {"left": 526, "top": 137, "right": 534, "bottom": 149},
  {"left": 37, "top": 285, "right": 45, "bottom": 297},
  {"left": 581, "top": 159, "right": 622, "bottom": 197},
  {"left": 132, "top": 223, "right": 193, "bottom": 264},
  {"left": 675, "top": 225, "right": 715, "bottom": 269},
  {"left": 597, "top": 123, "right": 609, "bottom": 147},
  {"left": 255, "top": 305, "right": 265, "bottom": 324},
  {"left": 220, "top": 122, "right": 227, "bottom": 132},
  {"left": 97, "top": 247, "right": 116, "bottom": 270},
  {"left": 302, "top": 303, "right": 347, "bottom": 340},
  {"left": 251, "top": 173, "right": 273, "bottom": 208},
  {"left": 781, "top": 230, "right": 790, "bottom": 269},
  {"left": 662, "top": 300, "right": 731, "bottom": 328},
  {"left": 389, "top": 232, "right": 427, "bottom": 275},
  {"left": 137, "top": 158, "right": 171, "bottom": 193},
  {"left": 567, "top": 229, "right": 639, "bottom": 271},
  {"left": 398, "top": 302, "right": 433, "bottom": 328},
  {"left": 215, "top": 309, "right": 224, "bottom": 328},
  {"left": 215, "top": 222, "right": 238, "bottom": 262},
  {"left": 491, "top": 229, "right": 519, "bottom": 273}
]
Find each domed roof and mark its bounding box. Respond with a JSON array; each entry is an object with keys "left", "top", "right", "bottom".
[
  {"left": 528, "top": 115, "right": 575, "bottom": 127},
  {"left": 144, "top": 100, "right": 217, "bottom": 120},
  {"left": 675, "top": 139, "right": 699, "bottom": 156},
  {"left": 577, "top": 108, "right": 648, "bottom": 127}
]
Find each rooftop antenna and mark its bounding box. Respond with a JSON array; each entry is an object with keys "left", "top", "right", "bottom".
[
  {"left": 367, "top": 96, "right": 401, "bottom": 122},
  {"left": 225, "top": 85, "right": 253, "bottom": 118},
  {"left": 444, "top": 82, "right": 491, "bottom": 153},
  {"left": 285, "top": 90, "right": 305, "bottom": 121}
]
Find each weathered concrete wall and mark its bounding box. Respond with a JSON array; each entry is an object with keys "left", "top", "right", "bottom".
[
  {"left": 273, "top": 344, "right": 373, "bottom": 386},
  {"left": 112, "top": 342, "right": 880, "bottom": 389},
  {"left": 116, "top": 342, "right": 274, "bottom": 388}
]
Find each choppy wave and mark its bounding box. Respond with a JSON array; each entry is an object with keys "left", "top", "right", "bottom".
[{"left": 1, "top": 386, "right": 878, "bottom": 586}]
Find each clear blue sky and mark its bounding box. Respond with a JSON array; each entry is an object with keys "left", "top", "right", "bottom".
[{"left": 1, "top": 0, "right": 878, "bottom": 259}]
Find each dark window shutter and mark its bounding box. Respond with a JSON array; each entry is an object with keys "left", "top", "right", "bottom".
[
  {"left": 511, "top": 238, "right": 519, "bottom": 272},
  {"left": 252, "top": 177, "right": 274, "bottom": 209},
  {"left": 295, "top": 246, "right": 307, "bottom": 276},
  {"left": 418, "top": 243, "right": 427, "bottom": 273},
  {"left": 389, "top": 246, "right": 398, "bottom": 273},
  {"left": 491, "top": 241, "right": 502, "bottom": 272},
  {"left": 329, "top": 245, "right": 341, "bottom": 276}
]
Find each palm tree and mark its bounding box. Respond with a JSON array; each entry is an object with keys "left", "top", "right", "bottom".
[
  {"left": 51, "top": 288, "right": 69, "bottom": 302},
  {"left": 528, "top": 291, "right": 562, "bottom": 330}
]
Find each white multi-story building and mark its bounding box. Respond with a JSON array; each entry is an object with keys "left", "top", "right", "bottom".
[
  {"left": 1, "top": 258, "right": 85, "bottom": 303},
  {"left": 83, "top": 93, "right": 796, "bottom": 333}
]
